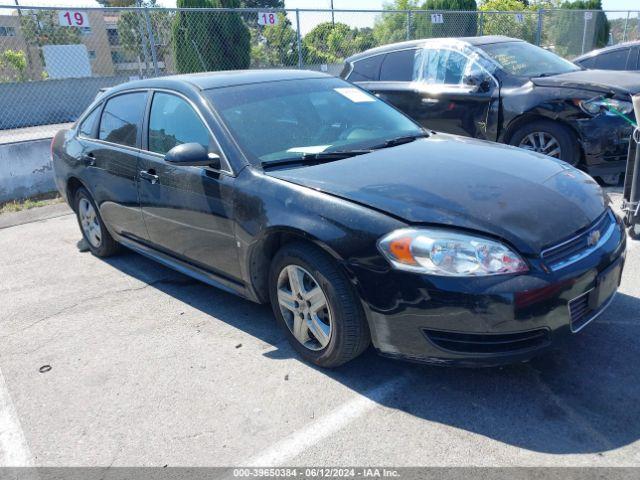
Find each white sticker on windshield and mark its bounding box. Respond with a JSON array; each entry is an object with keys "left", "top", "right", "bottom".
[
  {"left": 287, "top": 145, "right": 331, "bottom": 154},
  {"left": 334, "top": 88, "right": 376, "bottom": 103}
]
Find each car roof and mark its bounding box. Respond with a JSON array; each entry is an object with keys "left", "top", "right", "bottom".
[
  {"left": 104, "top": 69, "right": 331, "bottom": 95},
  {"left": 345, "top": 36, "right": 522, "bottom": 62},
  {"left": 574, "top": 40, "right": 640, "bottom": 62}
]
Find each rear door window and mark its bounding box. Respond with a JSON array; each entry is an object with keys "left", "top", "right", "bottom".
[
  {"left": 595, "top": 49, "right": 629, "bottom": 70},
  {"left": 379, "top": 49, "right": 418, "bottom": 81},
  {"left": 627, "top": 47, "right": 639, "bottom": 71},
  {"left": 348, "top": 55, "right": 383, "bottom": 81},
  {"left": 98, "top": 91, "right": 148, "bottom": 148}
]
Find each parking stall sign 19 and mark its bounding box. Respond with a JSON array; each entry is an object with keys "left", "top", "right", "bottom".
[{"left": 58, "top": 10, "right": 90, "bottom": 27}]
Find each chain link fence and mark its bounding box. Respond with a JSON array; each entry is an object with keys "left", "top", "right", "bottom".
[{"left": 1, "top": 5, "right": 639, "bottom": 133}]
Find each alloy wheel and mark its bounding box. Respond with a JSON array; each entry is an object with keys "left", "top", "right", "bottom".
[
  {"left": 518, "top": 132, "right": 562, "bottom": 159},
  {"left": 78, "top": 197, "right": 102, "bottom": 248},
  {"left": 277, "top": 265, "right": 332, "bottom": 351}
]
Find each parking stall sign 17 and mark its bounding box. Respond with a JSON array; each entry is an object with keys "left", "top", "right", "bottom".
[{"left": 58, "top": 10, "right": 90, "bottom": 27}]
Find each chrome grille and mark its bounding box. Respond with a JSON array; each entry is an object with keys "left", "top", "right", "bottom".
[{"left": 541, "top": 210, "right": 616, "bottom": 271}]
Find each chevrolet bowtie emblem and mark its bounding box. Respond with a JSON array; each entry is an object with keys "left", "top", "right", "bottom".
[{"left": 587, "top": 230, "right": 601, "bottom": 247}]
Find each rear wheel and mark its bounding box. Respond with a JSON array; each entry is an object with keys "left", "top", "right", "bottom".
[
  {"left": 509, "top": 120, "right": 580, "bottom": 166},
  {"left": 74, "top": 187, "right": 120, "bottom": 258},
  {"left": 269, "top": 242, "right": 370, "bottom": 368}
]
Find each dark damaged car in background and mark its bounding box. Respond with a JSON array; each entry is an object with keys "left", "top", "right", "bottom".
[
  {"left": 342, "top": 36, "right": 640, "bottom": 184},
  {"left": 52, "top": 71, "right": 626, "bottom": 368}
]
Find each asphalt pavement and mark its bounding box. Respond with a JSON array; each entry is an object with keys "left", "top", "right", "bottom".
[{"left": 0, "top": 194, "right": 639, "bottom": 467}]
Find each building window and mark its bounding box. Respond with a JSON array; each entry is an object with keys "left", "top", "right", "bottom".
[
  {"left": 106, "top": 28, "right": 120, "bottom": 46},
  {"left": 88, "top": 50, "right": 97, "bottom": 60},
  {"left": 0, "top": 26, "right": 16, "bottom": 37},
  {"left": 111, "top": 51, "right": 126, "bottom": 64}
]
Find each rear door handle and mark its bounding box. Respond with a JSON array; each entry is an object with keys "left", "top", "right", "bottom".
[
  {"left": 139, "top": 169, "right": 159, "bottom": 184},
  {"left": 81, "top": 153, "right": 95, "bottom": 166}
]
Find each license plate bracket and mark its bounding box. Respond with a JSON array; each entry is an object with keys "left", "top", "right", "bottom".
[{"left": 589, "top": 258, "right": 623, "bottom": 310}]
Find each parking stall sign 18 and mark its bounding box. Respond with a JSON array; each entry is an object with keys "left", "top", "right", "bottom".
[
  {"left": 257, "top": 12, "right": 278, "bottom": 26},
  {"left": 58, "top": 10, "right": 90, "bottom": 28}
]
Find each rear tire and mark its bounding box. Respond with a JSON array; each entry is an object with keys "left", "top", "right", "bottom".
[
  {"left": 509, "top": 120, "right": 580, "bottom": 166},
  {"left": 269, "top": 242, "right": 370, "bottom": 368},
  {"left": 74, "top": 187, "right": 120, "bottom": 258}
]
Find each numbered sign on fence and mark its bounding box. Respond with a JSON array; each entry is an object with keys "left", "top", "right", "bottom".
[
  {"left": 58, "top": 10, "right": 90, "bottom": 28},
  {"left": 584, "top": 11, "right": 593, "bottom": 20},
  {"left": 430, "top": 13, "right": 444, "bottom": 24},
  {"left": 514, "top": 13, "right": 524, "bottom": 23},
  {"left": 258, "top": 12, "right": 278, "bottom": 26}
]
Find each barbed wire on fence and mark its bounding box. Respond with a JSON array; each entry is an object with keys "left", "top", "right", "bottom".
[{"left": 1, "top": 4, "right": 639, "bottom": 130}]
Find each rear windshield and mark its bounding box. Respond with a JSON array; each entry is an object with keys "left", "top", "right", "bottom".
[{"left": 480, "top": 41, "right": 581, "bottom": 78}]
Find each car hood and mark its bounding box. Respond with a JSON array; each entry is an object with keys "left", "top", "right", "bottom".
[
  {"left": 531, "top": 69, "right": 640, "bottom": 96},
  {"left": 267, "top": 135, "right": 607, "bottom": 254}
]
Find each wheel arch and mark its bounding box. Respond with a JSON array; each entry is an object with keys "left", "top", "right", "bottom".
[
  {"left": 65, "top": 176, "right": 88, "bottom": 212},
  {"left": 247, "top": 226, "right": 348, "bottom": 304}
]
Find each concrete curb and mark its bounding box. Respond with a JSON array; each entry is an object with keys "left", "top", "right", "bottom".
[{"left": 0, "top": 203, "right": 72, "bottom": 230}]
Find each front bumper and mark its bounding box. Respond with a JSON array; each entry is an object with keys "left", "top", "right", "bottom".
[
  {"left": 353, "top": 214, "right": 627, "bottom": 366},
  {"left": 575, "top": 115, "right": 634, "bottom": 177}
]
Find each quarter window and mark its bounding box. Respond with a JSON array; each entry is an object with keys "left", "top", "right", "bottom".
[
  {"left": 148, "top": 92, "right": 210, "bottom": 155},
  {"left": 79, "top": 106, "right": 100, "bottom": 138},
  {"left": 348, "top": 55, "right": 383, "bottom": 82},
  {"left": 98, "top": 92, "right": 147, "bottom": 147},
  {"left": 380, "top": 49, "right": 418, "bottom": 81}
]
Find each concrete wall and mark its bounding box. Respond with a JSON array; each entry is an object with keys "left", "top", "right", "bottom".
[
  {"left": 0, "top": 139, "right": 55, "bottom": 202},
  {"left": 0, "top": 75, "right": 129, "bottom": 130}
]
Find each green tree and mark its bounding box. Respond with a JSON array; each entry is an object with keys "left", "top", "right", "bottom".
[
  {"left": 0, "top": 49, "right": 28, "bottom": 82},
  {"left": 304, "top": 22, "right": 376, "bottom": 64},
  {"left": 479, "top": 0, "right": 538, "bottom": 43},
  {"left": 240, "top": 0, "right": 284, "bottom": 7},
  {"left": 418, "top": 0, "right": 478, "bottom": 39},
  {"left": 172, "top": 0, "right": 251, "bottom": 73},
  {"left": 251, "top": 13, "right": 299, "bottom": 67},
  {"left": 372, "top": 0, "right": 422, "bottom": 45},
  {"left": 548, "top": 0, "right": 609, "bottom": 58},
  {"left": 20, "top": 10, "right": 82, "bottom": 46}
]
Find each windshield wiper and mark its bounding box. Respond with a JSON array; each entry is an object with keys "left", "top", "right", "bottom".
[
  {"left": 262, "top": 149, "right": 373, "bottom": 169},
  {"left": 371, "top": 132, "right": 430, "bottom": 150}
]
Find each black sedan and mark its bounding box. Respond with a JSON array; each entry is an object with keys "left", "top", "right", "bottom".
[
  {"left": 342, "top": 36, "right": 640, "bottom": 184},
  {"left": 52, "top": 70, "right": 625, "bottom": 367}
]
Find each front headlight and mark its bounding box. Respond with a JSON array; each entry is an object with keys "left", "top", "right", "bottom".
[
  {"left": 378, "top": 228, "right": 528, "bottom": 277},
  {"left": 578, "top": 97, "right": 633, "bottom": 116}
]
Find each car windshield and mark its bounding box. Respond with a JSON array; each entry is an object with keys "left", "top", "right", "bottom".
[
  {"left": 206, "top": 77, "right": 423, "bottom": 165},
  {"left": 480, "top": 41, "right": 581, "bottom": 78}
]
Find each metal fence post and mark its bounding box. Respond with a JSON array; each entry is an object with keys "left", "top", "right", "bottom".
[
  {"left": 536, "top": 9, "right": 543, "bottom": 46},
  {"left": 622, "top": 11, "right": 630, "bottom": 42},
  {"left": 143, "top": 7, "right": 160, "bottom": 77},
  {"left": 478, "top": 11, "right": 484, "bottom": 36},
  {"left": 295, "top": 9, "right": 303, "bottom": 69},
  {"left": 581, "top": 11, "right": 589, "bottom": 54},
  {"left": 406, "top": 10, "right": 412, "bottom": 41}
]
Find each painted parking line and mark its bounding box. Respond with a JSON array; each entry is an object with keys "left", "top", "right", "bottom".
[
  {"left": 0, "top": 367, "right": 33, "bottom": 467},
  {"left": 246, "top": 374, "right": 411, "bottom": 467}
]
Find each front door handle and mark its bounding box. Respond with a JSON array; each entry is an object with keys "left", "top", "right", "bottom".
[
  {"left": 421, "top": 98, "right": 439, "bottom": 104},
  {"left": 139, "top": 169, "right": 159, "bottom": 184}
]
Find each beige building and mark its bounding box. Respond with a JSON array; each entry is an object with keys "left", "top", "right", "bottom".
[{"left": 0, "top": 8, "right": 173, "bottom": 82}]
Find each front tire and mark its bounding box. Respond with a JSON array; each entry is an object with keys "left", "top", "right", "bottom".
[
  {"left": 509, "top": 120, "right": 580, "bottom": 166},
  {"left": 269, "top": 242, "right": 370, "bottom": 368},
  {"left": 74, "top": 187, "right": 120, "bottom": 258}
]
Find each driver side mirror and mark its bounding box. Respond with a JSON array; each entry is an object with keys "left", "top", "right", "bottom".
[
  {"left": 462, "top": 74, "right": 493, "bottom": 93},
  {"left": 164, "top": 142, "right": 221, "bottom": 170}
]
